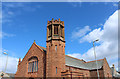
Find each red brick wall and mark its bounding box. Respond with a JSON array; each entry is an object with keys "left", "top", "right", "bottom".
[
  {"left": 61, "top": 66, "right": 90, "bottom": 77},
  {"left": 46, "top": 40, "right": 65, "bottom": 77},
  {"left": 15, "top": 43, "right": 45, "bottom": 77},
  {"left": 90, "top": 69, "right": 104, "bottom": 77},
  {"left": 103, "top": 58, "right": 112, "bottom": 77}
]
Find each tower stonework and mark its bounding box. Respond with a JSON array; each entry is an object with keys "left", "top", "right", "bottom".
[{"left": 46, "top": 18, "right": 65, "bottom": 77}]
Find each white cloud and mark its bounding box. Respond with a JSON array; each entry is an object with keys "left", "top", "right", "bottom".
[
  {"left": 113, "top": 3, "right": 118, "bottom": 7},
  {"left": 0, "top": 32, "right": 15, "bottom": 39},
  {"left": 69, "top": 10, "right": 118, "bottom": 70},
  {"left": 2, "top": 3, "right": 42, "bottom": 24},
  {"left": 72, "top": 26, "right": 91, "bottom": 39},
  {"left": 0, "top": 55, "right": 18, "bottom": 73},
  {"left": 80, "top": 28, "right": 103, "bottom": 43}
]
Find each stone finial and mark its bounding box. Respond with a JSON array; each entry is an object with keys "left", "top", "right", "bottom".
[
  {"left": 113, "top": 64, "right": 114, "bottom": 67},
  {"left": 34, "top": 40, "right": 36, "bottom": 43},
  {"left": 59, "top": 18, "right": 60, "bottom": 21},
  {"left": 47, "top": 21, "right": 49, "bottom": 23},
  {"left": 52, "top": 18, "right": 54, "bottom": 21},
  {"left": 62, "top": 21, "right": 64, "bottom": 24},
  {"left": 19, "top": 58, "right": 21, "bottom": 62}
]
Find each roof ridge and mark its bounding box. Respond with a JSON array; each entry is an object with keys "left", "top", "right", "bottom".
[
  {"left": 33, "top": 42, "right": 45, "bottom": 52},
  {"left": 85, "top": 59, "right": 104, "bottom": 63},
  {"left": 65, "top": 55, "right": 85, "bottom": 62},
  {"left": 38, "top": 46, "right": 46, "bottom": 50}
]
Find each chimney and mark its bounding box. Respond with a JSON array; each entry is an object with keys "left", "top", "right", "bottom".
[{"left": 18, "top": 58, "right": 21, "bottom": 65}]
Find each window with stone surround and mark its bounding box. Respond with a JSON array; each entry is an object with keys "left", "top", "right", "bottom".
[{"left": 28, "top": 56, "right": 38, "bottom": 73}]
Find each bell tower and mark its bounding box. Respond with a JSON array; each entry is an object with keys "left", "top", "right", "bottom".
[{"left": 46, "top": 18, "right": 65, "bottom": 77}]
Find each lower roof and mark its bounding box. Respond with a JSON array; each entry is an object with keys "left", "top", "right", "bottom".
[{"left": 65, "top": 55, "right": 104, "bottom": 70}]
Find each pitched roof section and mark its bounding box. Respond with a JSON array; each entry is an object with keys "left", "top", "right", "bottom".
[
  {"left": 65, "top": 55, "right": 104, "bottom": 70},
  {"left": 34, "top": 42, "right": 46, "bottom": 52},
  {"left": 38, "top": 46, "right": 46, "bottom": 52}
]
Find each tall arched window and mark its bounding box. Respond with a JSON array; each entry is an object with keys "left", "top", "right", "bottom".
[
  {"left": 49, "top": 26, "right": 52, "bottom": 36},
  {"left": 28, "top": 56, "right": 38, "bottom": 72},
  {"left": 54, "top": 26, "right": 58, "bottom": 34}
]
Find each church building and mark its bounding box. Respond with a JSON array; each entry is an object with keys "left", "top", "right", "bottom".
[{"left": 15, "top": 19, "right": 112, "bottom": 78}]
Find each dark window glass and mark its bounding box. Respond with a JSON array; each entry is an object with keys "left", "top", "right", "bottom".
[
  {"left": 32, "top": 62, "right": 34, "bottom": 72},
  {"left": 56, "top": 67, "right": 57, "bottom": 74},
  {"left": 54, "top": 26, "right": 58, "bottom": 34},
  {"left": 34, "top": 61, "right": 36, "bottom": 72},
  {"left": 49, "top": 46, "right": 50, "bottom": 51},
  {"left": 49, "top": 26, "right": 52, "bottom": 36},
  {"left": 55, "top": 45, "right": 57, "bottom": 52},
  {"left": 37, "top": 61, "right": 38, "bottom": 71}
]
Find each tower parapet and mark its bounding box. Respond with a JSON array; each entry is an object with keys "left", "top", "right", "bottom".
[
  {"left": 46, "top": 18, "right": 65, "bottom": 42},
  {"left": 47, "top": 18, "right": 64, "bottom": 27}
]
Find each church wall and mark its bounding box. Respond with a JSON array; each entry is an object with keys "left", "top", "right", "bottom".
[
  {"left": 90, "top": 69, "right": 104, "bottom": 77},
  {"left": 62, "top": 66, "right": 90, "bottom": 77},
  {"left": 103, "top": 58, "right": 112, "bottom": 77},
  {"left": 46, "top": 40, "right": 65, "bottom": 77},
  {"left": 15, "top": 43, "right": 45, "bottom": 77}
]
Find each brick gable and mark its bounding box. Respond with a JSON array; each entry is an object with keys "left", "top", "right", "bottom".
[{"left": 15, "top": 42, "right": 46, "bottom": 77}]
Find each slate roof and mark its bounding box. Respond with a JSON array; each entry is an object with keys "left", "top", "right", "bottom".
[
  {"left": 38, "top": 46, "right": 46, "bottom": 52},
  {"left": 65, "top": 55, "right": 104, "bottom": 70},
  {"left": 38, "top": 45, "right": 104, "bottom": 70}
]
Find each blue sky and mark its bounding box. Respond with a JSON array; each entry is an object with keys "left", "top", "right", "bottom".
[{"left": 1, "top": 2, "right": 119, "bottom": 73}]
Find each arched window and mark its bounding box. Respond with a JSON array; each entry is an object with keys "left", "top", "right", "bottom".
[
  {"left": 49, "top": 26, "right": 52, "bottom": 36},
  {"left": 54, "top": 26, "right": 58, "bottom": 34},
  {"left": 28, "top": 56, "right": 38, "bottom": 72}
]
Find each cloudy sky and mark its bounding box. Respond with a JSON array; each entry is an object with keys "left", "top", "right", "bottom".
[{"left": 0, "top": 2, "right": 119, "bottom": 73}]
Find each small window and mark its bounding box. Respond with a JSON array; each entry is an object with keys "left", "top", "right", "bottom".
[
  {"left": 56, "top": 67, "right": 57, "bottom": 74},
  {"left": 49, "top": 46, "right": 50, "bottom": 51},
  {"left": 55, "top": 45, "right": 57, "bottom": 52}
]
